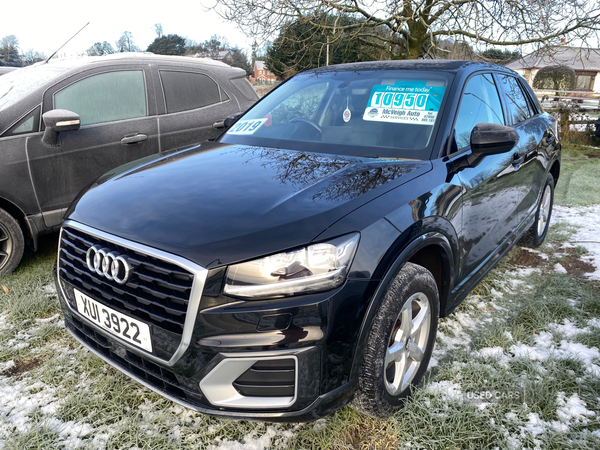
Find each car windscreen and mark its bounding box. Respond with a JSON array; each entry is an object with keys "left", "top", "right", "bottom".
[
  {"left": 220, "top": 69, "right": 453, "bottom": 159},
  {"left": 0, "top": 65, "right": 68, "bottom": 112}
]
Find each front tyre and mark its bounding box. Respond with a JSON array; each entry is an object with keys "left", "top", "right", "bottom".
[
  {"left": 519, "top": 173, "right": 554, "bottom": 248},
  {"left": 0, "top": 208, "right": 25, "bottom": 276},
  {"left": 352, "top": 262, "right": 439, "bottom": 418}
]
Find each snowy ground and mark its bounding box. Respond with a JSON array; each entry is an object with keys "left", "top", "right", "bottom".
[
  {"left": 553, "top": 204, "right": 600, "bottom": 281},
  {"left": 0, "top": 204, "right": 599, "bottom": 449}
]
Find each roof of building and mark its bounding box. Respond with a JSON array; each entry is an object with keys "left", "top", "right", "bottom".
[
  {"left": 254, "top": 60, "right": 266, "bottom": 70},
  {"left": 214, "top": 50, "right": 231, "bottom": 60},
  {"left": 506, "top": 46, "right": 600, "bottom": 71}
]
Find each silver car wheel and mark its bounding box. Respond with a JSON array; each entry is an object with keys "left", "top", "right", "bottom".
[
  {"left": 537, "top": 184, "right": 552, "bottom": 236},
  {"left": 0, "top": 221, "right": 12, "bottom": 272},
  {"left": 384, "top": 292, "right": 432, "bottom": 396}
]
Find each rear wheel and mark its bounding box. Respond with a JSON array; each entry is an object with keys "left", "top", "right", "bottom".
[
  {"left": 519, "top": 173, "right": 554, "bottom": 248},
  {"left": 352, "top": 262, "right": 439, "bottom": 418},
  {"left": 0, "top": 209, "right": 25, "bottom": 276}
]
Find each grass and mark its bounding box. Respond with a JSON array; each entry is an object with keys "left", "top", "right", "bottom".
[
  {"left": 2, "top": 421, "right": 61, "bottom": 450},
  {"left": 1, "top": 145, "right": 600, "bottom": 449},
  {"left": 0, "top": 233, "right": 60, "bottom": 325},
  {"left": 554, "top": 142, "right": 600, "bottom": 206}
]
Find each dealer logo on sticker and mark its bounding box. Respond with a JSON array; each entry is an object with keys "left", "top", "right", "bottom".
[{"left": 368, "top": 108, "right": 379, "bottom": 118}]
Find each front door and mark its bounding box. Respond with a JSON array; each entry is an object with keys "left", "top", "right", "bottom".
[
  {"left": 26, "top": 68, "right": 159, "bottom": 228},
  {"left": 451, "top": 73, "right": 521, "bottom": 279}
]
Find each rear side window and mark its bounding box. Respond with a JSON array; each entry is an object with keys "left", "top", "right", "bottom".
[
  {"left": 54, "top": 71, "right": 147, "bottom": 126},
  {"left": 160, "top": 71, "right": 221, "bottom": 113},
  {"left": 453, "top": 74, "right": 505, "bottom": 150},
  {"left": 498, "top": 75, "right": 531, "bottom": 125},
  {"left": 230, "top": 77, "right": 259, "bottom": 101}
]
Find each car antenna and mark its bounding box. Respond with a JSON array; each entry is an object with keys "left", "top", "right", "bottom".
[{"left": 44, "top": 22, "right": 90, "bottom": 64}]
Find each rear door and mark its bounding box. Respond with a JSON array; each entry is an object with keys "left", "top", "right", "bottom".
[
  {"left": 495, "top": 74, "right": 551, "bottom": 224},
  {"left": 154, "top": 67, "right": 241, "bottom": 150},
  {"left": 26, "top": 65, "right": 159, "bottom": 227}
]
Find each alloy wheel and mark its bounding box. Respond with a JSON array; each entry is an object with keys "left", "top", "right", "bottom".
[
  {"left": 537, "top": 184, "right": 552, "bottom": 236},
  {"left": 384, "top": 292, "right": 432, "bottom": 395},
  {"left": 0, "top": 221, "right": 12, "bottom": 271}
]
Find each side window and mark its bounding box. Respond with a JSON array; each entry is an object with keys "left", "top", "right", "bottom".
[
  {"left": 230, "top": 77, "right": 258, "bottom": 101},
  {"left": 160, "top": 71, "right": 221, "bottom": 113},
  {"left": 2, "top": 106, "right": 41, "bottom": 137},
  {"left": 498, "top": 75, "right": 531, "bottom": 125},
  {"left": 54, "top": 71, "right": 146, "bottom": 126},
  {"left": 453, "top": 74, "right": 505, "bottom": 150},
  {"left": 270, "top": 83, "right": 329, "bottom": 125},
  {"left": 220, "top": 87, "right": 230, "bottom": 102}
]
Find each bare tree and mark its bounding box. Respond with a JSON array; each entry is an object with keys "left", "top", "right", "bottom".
[
  {"left": 1, "top": 35, "right": 20, "bottom": 66},
  {"left": 86, "top": 41, "right": 115, "bottom": 57},
  {"left": 116, "top": 31, "right": 140, "bottom": 52},
  {"left": 22, "top": 49, "right": 46, "bottom": 65},
  {"left": 210, "top": 0, "right": 600, "bottom": 60}
]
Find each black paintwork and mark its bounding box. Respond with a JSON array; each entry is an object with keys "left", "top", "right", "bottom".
[
  {"left": 0, "top": 54, "right": 258, "bottom": 250},
  {"left": 56, "top": 60, "right": 561, "bottom": 421},
  {"left": 68, "top": 142, "right": 431, "bottom": 268}
]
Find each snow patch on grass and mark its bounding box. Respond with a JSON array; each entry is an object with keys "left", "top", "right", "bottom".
[
  {"left": 554, "top": 263, "right": 568, "bottom": 273},
  {"left": 0, "top": 379, "right": 60, "bottom": 435},
  {"left": 510, "top": 333, "right": 600, "bottom": 366},
  {"left": 424, "top": 381, "right": 463, "bottom": 402},
  {"left": 556, "top": 392, "right": 596, "bottom": 425},
  {"left": 474, "top": 346, "right": 505, "bottom": 358},
  {"left": 208, "top": 426, "right": 295, "bottom": 450},
  {"left": 553, "top": 205, "right": 600, "bottom": 280}
]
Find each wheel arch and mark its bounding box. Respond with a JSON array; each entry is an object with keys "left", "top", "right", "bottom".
[
  {"left": 0, "top": 197, "right": 35, "bottom": 250},
  {"left": 549, "top": 159, "right": 560, "bottom": 185},
  {"left": 349, "top": 229, "right": 455, "bottom": 384}
]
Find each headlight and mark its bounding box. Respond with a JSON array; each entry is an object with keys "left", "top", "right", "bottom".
[{"left": 223, "top": 233, "right": 360, "bottom": 298}]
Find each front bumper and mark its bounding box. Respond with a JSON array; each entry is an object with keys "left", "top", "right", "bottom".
[
  {"left": 54, "top": 222, "right": 371, "bottom": 421},
  {"left": 57, "top": 272, "right": 359, "bottom": 421}
]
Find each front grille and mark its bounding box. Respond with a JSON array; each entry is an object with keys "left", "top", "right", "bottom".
[
  {"left": 65, "top": 313, "right": 206, "bottom": 407},
  {"left": 233, "top": 359, "right": 296, "bottom": 397},
  {"left": 58, "top": 226, "right": 194, "bottom": 336}
]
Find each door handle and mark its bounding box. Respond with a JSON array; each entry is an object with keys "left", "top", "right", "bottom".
[
  {"left": 512, "top": 153, "right": 524, "bottom": 167},
  {"left": 121, "top": 134, "right": 148, "bottom": 145},
  {"left": 212, "top": 121, "right": 225, "bottom": 129}
]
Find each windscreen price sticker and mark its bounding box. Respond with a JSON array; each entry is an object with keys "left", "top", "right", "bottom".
[
  {"left": 363, "top": 82, "right": 445, "bottom": 125},
  {"left": 227, "top": 118, "right": 268, "bottom": 135}
]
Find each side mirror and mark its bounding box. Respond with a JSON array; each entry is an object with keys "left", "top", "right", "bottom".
[
  {"left": 42, "top": 109, "right": 81, "bottom": 146},
  {"left": 470, "top": 123, "right": 519, "bottom": 156},
  {"left": 223, "top": 112, "right": 244, "bottom": 129}
]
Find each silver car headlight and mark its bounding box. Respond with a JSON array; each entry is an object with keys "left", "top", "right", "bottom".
[{"left": 223, "top": 233, "right": 360, "bottom": 298}]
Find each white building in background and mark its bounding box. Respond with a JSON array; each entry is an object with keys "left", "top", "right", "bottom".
[{"left": 507, "top": 46, "right": 600, "bottom": 93}]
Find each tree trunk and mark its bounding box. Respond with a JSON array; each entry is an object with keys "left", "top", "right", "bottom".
[{"left": 405, "top": 20, "right": 427, "bottom": 60}]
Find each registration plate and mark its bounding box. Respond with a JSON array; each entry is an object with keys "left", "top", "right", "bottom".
[{"left": 74, "top": 289, "right": 153, "bottom": 353}]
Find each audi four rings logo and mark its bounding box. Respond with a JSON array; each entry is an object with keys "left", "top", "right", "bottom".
[{"left": 86, "top": 245, "right": 132, "bottom": 285}]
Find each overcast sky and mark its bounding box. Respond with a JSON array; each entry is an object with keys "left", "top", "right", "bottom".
[{"left": 3, "top": 0, "right": 256, "bottom": 58}]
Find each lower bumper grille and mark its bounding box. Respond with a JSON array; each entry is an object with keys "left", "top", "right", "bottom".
[{"left": 233, "top": 359, "right": 296, "bottom": 397}]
